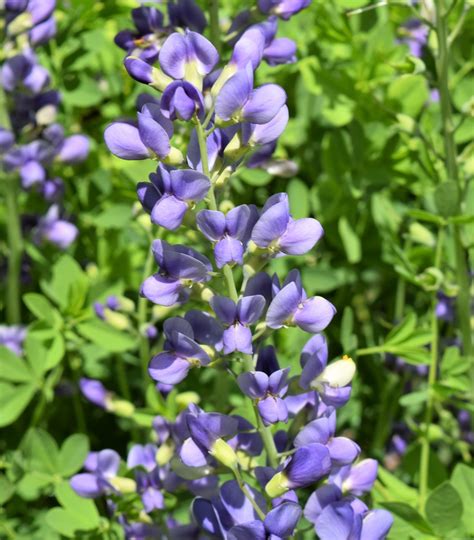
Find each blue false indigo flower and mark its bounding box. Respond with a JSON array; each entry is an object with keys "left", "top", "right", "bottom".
[
  {"left": 0, "top": 325, "right": 26, "bottom": 356},
  {"left": 159, "top": 30, "right": 219, "bottom": 90},
  {"left": 215, "top": 64, "right": 286, "bottom": 125},
  {"left": 35, "top": 205, "right": 78, "bottom": 249},
  {"left": 124, "top": 55, "right": 158, "bottom": 84},
  {"left": 3, "top": 141, "right": 52, "bottom": 188},
  {"left": 28, "top": 15, "right": 57, "bottom": 46},
  {"left": 127, "top": 444, "right": 158, "bottom": 472},
  {"left": 56, "top": 134, "right": 89, "bottom": 164},
  {"left": 160, "top": 80, "right": 205, "bottom": 121},
  {"left": 137, "top": 163, "right": 210, "bottom": 230},
  {"left": 140, "top": 240, "right": 212, "bottom": 306},
  {"left": 196, "top": 205, "right": 257, "bottom": 268},
  {"left": 266, "top": 270, "right": 336, "bottom": 333},
  {"left": 399, "top": 20, "right": 428, "bottom": 58},
  {"left": 1, "top": 53, "right": 50, "bottom": 93},
  {"left": 238, "top": 346, "right": 290, "bottom": 426},
  {"left": 193, "top": 480, "right": 266, "bottom": 536},
  {"left": 435, "top": 291, "right": 455, "bottom": 322},
  {"left": 41, "top": 177, "right": 64, "bottom": 201},
  {"left": 168, "top": 0, "right": 207, "bottom": 33},
  {"left": 251, "top": 193, "right": 323, "bottom": 256},
  {"left": 254, "top": 17, "right": 297, "bottom": 66},
  {"left": 210, "top": 295, "right": 266, "bottom": 354},
  {"left": 180, "top": 408, "right": 239, "bottom": 468},
  {"left": 0, "top": 128, "right": 14, "bottom": 153},
  {"left": 148, "top": 317, "right": 211, "bottom": 385},
  {"left": 300, "top": 334, "right": 356, "bottom": 408},
  {"left": 187, "top": 127, "right": 222, "bottom": 172},
  {"left": 294, "top": 407, "right": 360, "bottom": 465},
  {"left": 70, "top": 450, "right": 121, "bottom": 498},
  {"left": 104, "top": 102, "right": 181, "bottom": 163},
  {"left": 135, "top": 468, "right": 165, "bottom": 512},
  {"left": 329, "top": 459, "right": 379, "bottom": 496},
  {"left": 266, "top": 443, "right": 331, "bottom": 497},
  {"left": 258, "top": 0, "right": 311, "bottom": 20}
]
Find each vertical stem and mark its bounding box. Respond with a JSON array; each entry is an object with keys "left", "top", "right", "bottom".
[
  {"left": 209, "top": 0, "right": 221, "bottom": 55},
  {"left": 116, "top": 355, "right": 132, "bottom": 402},
  {"left": 195, "top": 120, "right": 217, "bottom": 210},
  {"left": 4, "top": 176, "right": 23, "bottom": 324},
  {"left": 434, "top": 0, "right": 472, "bottom": 359},
  {"left": 223, "top": 265, "right": 239, "bottom": 302},
  {"left": 419, "top": 226, "right": 445, "bottom": 510},
  {"left": 138, "top": 245, "right": 154, "bottom": 383}
]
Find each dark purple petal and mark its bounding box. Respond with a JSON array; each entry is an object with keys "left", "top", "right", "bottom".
[
  {"left": 256, "top": 345, "right": 280, "bottom": 375},
  {"left": 104, "top": 122, "right": 149, "bottom": 160},
  {"left": 211, "top": 296, "right": 237, "bottom": 324},
  {"left": 237, "top": 295, "right": 265, "bottom": 324},
  {"left": 237, "top": 371, "right": 269, "bottom": 399},
  {"left": 279, "top": 218, "right": 323, "bottom": 255},
  {"left": 196, "top": 210, "right": 226, "bottom": 241},
  {"left": 294, "top": 417, "right": 332, "bottom": 447},
  {"left": 264, "top": 502, "right": 302, "bottom": 537},
  {"left": 228, "top": 521, "right": 266, "bottom": 540},
  {"left": 304, "top": 484, "right": 342, "bottom": 523},
  {"left": 219, "top": 480, "right": 266, "bottom": 526},
  {"left": 137, "top": 110, "right": 171, "bottom": 159},
  {"left": 266, "top": 282, "right": 301, "bottom": 329},
  {"left": 124, "top": 56, "right": 154, "bottom": 84},
  {"left": 242, "top": 84, "right": 286, "bottom": 124},
  {"left": 137, "top": 182, "right": 161, "bottom": 213},
  {"left": 315, "top": 502, "right": 359, "bottom": 540},
  {"left": 285, "top": 443, "right": 331, "bottom": 488},
  {"left": 268, "top": 368, "right": 290, "bottom": 395},
  {"left": 264, "top": 37, "right": 297, "bottom": 65},
  {"left": 149, "top": 352, "right": 191, "bottom": 384},
  {"left": 192, "top": 498, "right": 224, "bottom": 537},
  {"left": 226, "top": 205, "right": 251, "bottom": 239}
]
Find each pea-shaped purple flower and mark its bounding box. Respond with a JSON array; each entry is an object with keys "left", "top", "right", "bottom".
[
  {"left": 160, "top": 80, "right": 205, "bottom": 121},
  {"left": 148, "top": 317, "right": 211, "bottom": 385},
  {"left": 238, "top": 346, "right": 290, "bottom": 426},
  {"left": 210, "top": 295, "right": 266, "bottom": 354},
  {"left": 137, "top": 164, "right": 210, "bottom": 230},
  {"left": 140, "top": 240, "right": 212, "bottom": 306},
  {"left": 70, "top": 450, "right": 120, "bottom": 498},
  {"left": 251, "top": 193, "right": 323, "bottom": 256},
  {"left": 266, "top": 270, "right": 336, "bottom": 334},
  {"left": 196, "top": 204, "right": 257, "bottom": 268}
]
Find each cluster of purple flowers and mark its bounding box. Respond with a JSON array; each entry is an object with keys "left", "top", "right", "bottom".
[
  {"left": 1, "top": 0, "right": 89, "bottom": 250},
  {"left": 70, "top": 1, "right": 393, "bottom": 538}
]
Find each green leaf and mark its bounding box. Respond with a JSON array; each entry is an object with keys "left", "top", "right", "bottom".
[
  {"left": 46, "top": 335, "right": 65, "bottom": 370},
  {"left": 399, "top": 390, "right": 429, "bottom": 407},
  {"left": 77, "top": 320, "right": 137, "bottom": 352},
  {"left": 58, "top": 434, "right": 89, "bottom": 476},
  {"left": 23, "top": 293, "right": 60, "bottom": 326},
  {"left": 425, "top": 481, "right": 463, "bottom": 535},
  {"left": 25, "top": 335, "right": 49, "bottom": 378},
  {"left": 0, "top": 346, "right": 33, "bottom": 382},
  {"left": 338, "top": 216, "right": 361, "bottom": 263},
  {"left": 40, "top": 255, "right": 89, "bottom": 312},
  {"left": 0, "top": 475, "right": 15, "bottom": 505},
  {"left": 381, "top": 502, "right": 433, "bottom": 535},
  {"left": 22, "top": 428, "right": 60, "bottom": 474},
  {"left": 238, "top": 168, "right": 272, "bottom": 186},
  {"left": 451, "top": 464, "right": 474, "bottom": 534},
  {"left": 388, "top": 346, "right": 430, "bottom": 365},
  {"left": 385, "top": 313, "right": 417, "bottom": 345},
  {"left": 89, "top": 204, "right": 132, "bottom": 229},
  {"left": 0, "top": 382, "right": 36, "bottom": 427},
  {"left": 46, "top": 508, "right": 78, "bottom": 538},
  {"left": 377, "top": 467, "right": 418, "bottom": 506},
  {"left": 288, "top": 178, "right": 309, "bottom": 219},
  {"left": 388, "top": 74, "right": 429, "bottom": 117},
  {"left": 16, "top": 471, "right": 54, "bottom": 500}
]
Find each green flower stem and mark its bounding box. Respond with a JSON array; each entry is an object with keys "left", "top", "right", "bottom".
[
  {"left": 233, "top": 467, "right": 266, "bottom": 519},
  {"left": 223, "top": 264, "right": 239, "bottom": 302},
  {"left": 1, "top": 85, "right": 22, "bottom": 325},
  {"left": 195, "top": 119, "right": 217, "bottom": 210},
  {"left": 419, "top": 225, "right": 445, "bottom": 510},
  {"left": 434, "top": 0, "right": 472, "bottom": 360}
]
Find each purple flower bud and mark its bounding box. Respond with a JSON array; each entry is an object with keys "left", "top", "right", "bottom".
[
  {"left": 70, "top": 449, "right": 120, "bottom": 498},
  {"left": 79, "top": 378, "right": 110, "bottom": 409},
  {"left": 56, "top": 134, "right": 89, "bottom": 163},
  {"left": 36, "top": 205, "right": 78, "bottom": 249},
  {"left": 124, "top": 56, "right": 155, "bottom": 84},
  {"left": 168, "top": 0, "right": 207, "bottom": 33},
  {"left": 329, "top": 459, "right": 378, "bottom": 496}
]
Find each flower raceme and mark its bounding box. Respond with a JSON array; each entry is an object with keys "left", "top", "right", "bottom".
[{"left": 76, "top": 3, "right": 394, "bottom": 538}]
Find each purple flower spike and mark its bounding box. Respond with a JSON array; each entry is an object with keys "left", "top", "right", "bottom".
[
  {"left": 197, "top": 205, "right": 257, "bottom": 268},
  {"left": 137, "top": 164, "right": 210, "bottom": 230},
  {"left": 140, "top": 240, "right": 212, "bottom": 306},
  {"left": 216, "top": 64, "right": 286, "bottom": 125},
  {"left": 266, "top": 271, "right": 336, "bottom": 334},
  {"left": 70, "top": 449, "right": 120, "bottom": 498},
  {"left": 104, "top": 103, "right": 174, "bottom": 161},
  {"left": 251, "top": 193, "right": 323, "bottom": 256},
  {"left": 148, "top": 317, "right": 211, "bottom": 385},
  {"left": 210, "top": 295, "right": 265, "bottom": 354},
  {"left": 159, "top": 30, "right": 218, "bottom": 87},
  {"left": 161, "top": 80, "right": 205, "bottom": 121}
]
